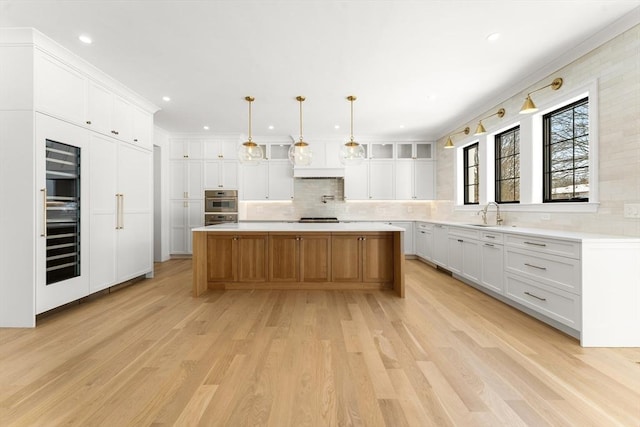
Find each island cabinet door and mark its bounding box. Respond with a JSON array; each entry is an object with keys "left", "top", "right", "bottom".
[
  {"left": 268, "top": 234, "right": 300, "bottom": 282},
  {"left": 237, "top": 234, "right": 268, "bottom": 282},
  {"left": 300, "top": 234, "right": 331, "bottom": 282},
  {"left": 362, "top": 233, "right": 394, "bottom": 283},
  {"left": 331, "top": 234, "right": 362, "bottom": 282},
  {"left": 206, "top": 234, "right": 237, "bottom": 282}
]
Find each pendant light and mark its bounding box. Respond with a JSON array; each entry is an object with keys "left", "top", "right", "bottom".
[
  {"left": 288, "top": 96, "right": 313, "bottom": 166},
  {"left": 238, "top": 96, "right": 264, "bottom": 164},
  {"left": 340, "top": 95, "right": 366, "bottom": 164}
]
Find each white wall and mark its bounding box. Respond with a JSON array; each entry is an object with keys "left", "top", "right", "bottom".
[
  {"left": 433, "top": 23, "right": 640, "bottom": 238},
  {"left": 153, "top": 126, "right": 171, "bottom": 262}
]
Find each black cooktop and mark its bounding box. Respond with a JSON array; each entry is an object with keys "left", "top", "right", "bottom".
[{"left": 299, "top": 217, "right": 340, "bottom": 223}]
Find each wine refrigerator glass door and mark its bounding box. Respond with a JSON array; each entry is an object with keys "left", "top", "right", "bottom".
[
  {"left": 45, "top": 139, "right": 81, "bottom": 285},
  {"left": 36, "top": 114, "right": 89, "bottom": 314}
]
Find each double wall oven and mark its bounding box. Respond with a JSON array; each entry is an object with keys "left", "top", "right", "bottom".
[{"left": 204, "top": 190, "right": 238, "bottom": 225}]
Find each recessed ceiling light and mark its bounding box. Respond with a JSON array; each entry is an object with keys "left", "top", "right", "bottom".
[
  {"left": 268, "top": 125, "right": 274, "bottom": 130},
  {"left": 203, "top": 126, "right": 209, "bottom": 130},
  {"left": 399, "top": 124, "right": 405, "bottom": 129},
  {"left": 162, "top": 96, "right": 171, "bottom": 102},
  {"left": 334, "top": 125, "right": 340, "bottom": 129},
  {"left": 487, "top": 32, "right": 501, "bottom": 42},
  {"left": 78, "top": 34, "right": 92, "bottom": 44}
]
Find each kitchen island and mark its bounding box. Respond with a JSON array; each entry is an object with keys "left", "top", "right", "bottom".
[{"left": 192, "top": 222, "right": 405, "bottom": 297}]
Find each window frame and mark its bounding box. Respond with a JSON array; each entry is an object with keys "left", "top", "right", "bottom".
[
  {"left": 463, "top": 142, "right": 480, "bottom": 205},
  {"left": 542, "top": 97, "right": 589, "bottom": 203},
  {"left": 494, "top": 125, "right": 520, "bottom": 204}
]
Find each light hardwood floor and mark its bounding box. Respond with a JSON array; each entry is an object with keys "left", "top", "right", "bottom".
[{"left": 1, "top": 259, "right": 639, "bottom": 426}]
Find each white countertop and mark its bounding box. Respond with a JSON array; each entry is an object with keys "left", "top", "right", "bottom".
[
  {"left": 418, "top": 220, "right": 640, "bottom": 243},
  {"left": 193, "top": 222, "right": 404, "bottom": 233}
]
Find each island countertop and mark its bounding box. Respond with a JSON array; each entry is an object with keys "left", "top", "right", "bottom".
[{"left": 192, "top": 222, "right": 405, "bottom": 233}]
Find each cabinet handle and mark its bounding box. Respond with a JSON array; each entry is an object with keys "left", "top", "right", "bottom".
[
  {"left": 524, "top": 291, "right": 547, "bottom": 301},
  {"left": 524, "top": 241, "right": 546, "bottom": 247},
  {"left": 486, "top": 235, "right": 496, "bottom": 239},
  {"left": 115, "top": 194, "right": 120, "bottom": 229},
  {"left": 233, "top": 236, "right": 239, "bottom": 241},
  {"left": 183, "top": 155, "right": 188, "bottom": 159},
  {"left": 120, "top": 194, "right": 125, "bottom": 229},
  {"left": 524, "top": 262, "right": 547, "bottom": 270},
  {"left": 40, "top": 188, "right": 47, "bottom": 237},
  {"left": 420, "top": 231, "right": 426, "bottom": 234},
  {"left": 86, "top": 120, "right": 92, "bottom": 125},
  {"left": 133, "top": 138, "right": 138, "bottom": 142},
  {"left": 218, "top": 185, "right": 223, "bottom": 188},
  {"left": 184, "top": 201, "right": 188, "bottom": 208},
  {"left": 457, "top": 239, "right": 463, "bottom": 243},
  {"left": 484, "top": 243, "right": 494, "bottom": 247}
]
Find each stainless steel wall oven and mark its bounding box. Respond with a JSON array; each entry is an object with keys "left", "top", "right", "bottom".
[{"left": 204, "top": 189, "right": 238, "bottom": 225}]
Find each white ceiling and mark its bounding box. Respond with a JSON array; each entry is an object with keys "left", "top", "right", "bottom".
[{"left": 1, "top": 1, "right": 639, "bottom": 141}]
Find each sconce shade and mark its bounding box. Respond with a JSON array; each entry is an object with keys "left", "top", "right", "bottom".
[
  {"left": 520, "top": 95, "right": 538, "bottom": 114},
  {"left": 474, "top": 121, "right": 487, "bottom": 136}
]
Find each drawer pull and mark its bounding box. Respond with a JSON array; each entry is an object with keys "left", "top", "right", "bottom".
[
  {"left": 524, "top": 241, "right": 546, "bottom": 247},
  {"left": 524, "top": 263, "right": 547, "bottom": 270},
  {"left": 457, "top": 239, "right": 463, "bottom": 243},
  {"left": 486, "top": 235, "right": 496, "bottom": 239},
  {"left": 524, "top": 291, "right": 547, "bottom": 301},
  {"left": 484, "top": 243, "right": 494, "bottom": 247}
]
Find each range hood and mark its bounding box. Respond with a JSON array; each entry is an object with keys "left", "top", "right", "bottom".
[
  {"left": 293, "top": 167, "right": 344, "bottom": 178},
  {"left": 292, "top": 141, "right": 345, "bottom": 178}
]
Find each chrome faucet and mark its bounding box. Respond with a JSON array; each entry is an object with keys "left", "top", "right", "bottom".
[{"left": 480, "top": 202, "right": 503, "bottom": 225}]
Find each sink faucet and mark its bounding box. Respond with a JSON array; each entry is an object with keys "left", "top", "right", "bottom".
[{"left": 480, "top": 202, "right": 503, "bottom": 225}]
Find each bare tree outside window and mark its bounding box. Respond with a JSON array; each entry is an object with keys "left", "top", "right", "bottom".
[
  {"left": 495, "top": 126, "right": 520, "bottom": 203},
  {"left": 464, "top": 143, "right": 479, "bottom": 204},
  {"left": 543, "top": 98, "right": 589, "bottom": 202}
]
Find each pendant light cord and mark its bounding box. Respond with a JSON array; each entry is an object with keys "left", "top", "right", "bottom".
[
  {"left": 299, "top": 97, "right": 304, "bottom": 142},
  {"left": 247, "top": 99, "right": 252, "bottom": 142},
  {"left": 350, "top": 98, "right": 354, "bottom": 142}
]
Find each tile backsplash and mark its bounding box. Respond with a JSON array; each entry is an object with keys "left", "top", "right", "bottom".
[{"left": 240, "top": 177, "right": 431, "bottom": 221}]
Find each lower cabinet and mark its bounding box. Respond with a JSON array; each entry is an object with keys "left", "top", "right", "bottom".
[
  {"left": 386, "top": 221, "right": 414, "bottom": 255},
  {"left": 206, "top": 233, "right": 268, "bottom": 282},
  {"left": 269, "top": 233, "right": 331, "bottom": 282},
  {"left": 479, "top": 241, "right": 504, "bottom": 293},
  {"left": 447, "top": 227, "right": 481, "bottom": 283},
  {"left": 415, "top": 222, "right": 433, "bottom": 261},
  {"left": 432, "top": 224, "right": 449, "bottom": 267},
  {"left": 331, "top": 233, "right": 394, "bottom": 283}
]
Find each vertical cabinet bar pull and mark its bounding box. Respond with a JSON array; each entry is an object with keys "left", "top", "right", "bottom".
[
  {"left": 41, "top": 188, "right": 47, "bottom": 237},
  {"left": 115, "top": 194, "right": 120, "bottom": 229},
  {"left": 120, "top": 194, "right": 124, "bottom": 229}
]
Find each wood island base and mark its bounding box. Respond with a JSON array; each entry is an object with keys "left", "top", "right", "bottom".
[{"left": 192, "top": 229, "right": 405, "bottom": 297}]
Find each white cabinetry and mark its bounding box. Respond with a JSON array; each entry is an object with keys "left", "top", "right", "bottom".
[
  {"left": 204, "top": 160, "right": 238, "bottom": 190},
  {"left": 344, "top": 162, "right": 369, "bottom": 200},
  {"left": 0, "top": 28, "right": 158, "bottom": 327},
  {"left": 89, "top": 134, "right": 153, "bottom": 293},
  {"left": 240, "top": 160, "right": 293, "bottom": 200},
  {"left": 415, "top": 222, "right": 433, "bottom": 261},
  {"left": 170, "top": 139, "right": 204, "bottom": 160},
  {"left": 479, "top": 230, "right": 504, "bottom": 293},
  {"left": 170, "top": 161, "right": 203, "bottom": 200},
  {"left": 369, "top": 161, "right": 394, "bottom": 200},
  {"left": 394, "top": 142, "right": 435, "bottom": 200},
  {"left": 432, "top": 224, "right": 449, "bottom": 267},
  {"left": 204, "top": 139, "right": 238, "bottom": 160},
  {"left": 447, "top": 227, "right": 481, "bottom": 283},
  {"left": 170, "top": 199, "right": 203, "bottom": 254},
  {"left": 34, "top": 50, "right": 86, "bottom": 126},
  {"left": 385, "top": 222, "right": 414, "bottom": 255}
]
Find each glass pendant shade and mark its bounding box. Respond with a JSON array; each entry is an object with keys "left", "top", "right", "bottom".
[
  {"left": 288, "top": 141, "right": 313, "bottom": 166},
  {"left": 238, "top": 96, "right": 263, "bottom": 164},
  {"left": 238, "top": 141, "right": 263, "bottom": 164},
  {"left": 340, "top": 141, "right": 366, "bottom": 165},
  {"left": 289, "top": 96, "right": 313, "bottom": 166}
]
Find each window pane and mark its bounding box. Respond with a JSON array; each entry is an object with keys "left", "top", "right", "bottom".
[
  {"left": 467, "top": 185, "right": 478, "bottom": 204},
  {"left": 514, "top": 178, "right": 520, "bottom": 201},
  {"left": 501, "top": 180, "right": 515, "bottom": 202}
]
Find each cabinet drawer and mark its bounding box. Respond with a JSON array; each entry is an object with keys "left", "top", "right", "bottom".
[
  {"left": 448, "top": 226, "right": 480, "bottom": 240},
  {"left": 416, "top": 222, "right": 433, "bottom": 231},
  {"left": 504, "top": 234, "right": 580, "bottom": 259},
  {"left": 480, "top": 230, "right": 503, "bottom": 243},
  {"left": 505, "top": 248, "right": 581, "bottom": 294},
  {"left": 505, "top": 273, "right": 580, "bottom": 330}
]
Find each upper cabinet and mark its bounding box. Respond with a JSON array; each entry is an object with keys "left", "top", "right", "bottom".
[
  {"left": 204, "top": 139, "right": 239, "bottom": 160},
  {"left": 33, "top": 43, "right": 157, "bottom": 150},
  {"left": 170, "top": 139, "right": 204, "bottom": 159},
  {"left": 34, "top": 51, "right": 86, "bottom": 126},
  {"left": 396, "top": 142, "right": 433, "bottom": 160}
]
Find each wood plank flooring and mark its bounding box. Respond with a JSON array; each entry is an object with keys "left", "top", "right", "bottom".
[{"left": 1, "top": 259, "right": 639, "bottom": 426}]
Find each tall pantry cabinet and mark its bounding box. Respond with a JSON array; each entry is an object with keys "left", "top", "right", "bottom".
[{"left": 0, "top": 28, "right": 158, "bottom": 327}]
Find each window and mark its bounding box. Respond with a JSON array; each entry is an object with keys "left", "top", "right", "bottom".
[
  {"left": 463, "top": 143, "right": 479, "bottom": 204},
  {"left": 543, "top": 98, "right": 589, "bottom": 202},
  {"left": 495, "top": 126, "right": 520, "bottom": 203}
]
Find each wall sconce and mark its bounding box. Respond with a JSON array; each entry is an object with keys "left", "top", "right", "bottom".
[
  {"left": 519, "top": 78, "right": 563, "bottom": 114},
  {"left": 444, "top": 126, "right": 470, "bottom": 149},
  {"left": 474, "top": 108, "right": 506, "bottom": 135}
]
